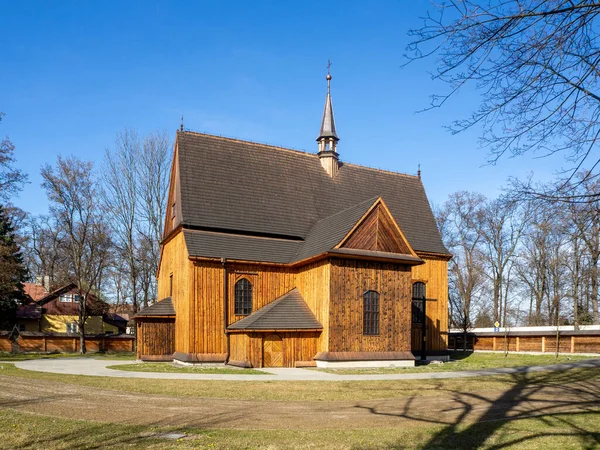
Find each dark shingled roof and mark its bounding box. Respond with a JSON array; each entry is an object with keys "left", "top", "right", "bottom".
[
  {"left": 294, "top": 196, "right": 378, "bottom": 262},
  {"left": 176, "top": 132, "right": 449, "bottom": 262},
  {"left": 134, "top": 297, "right": 175, "bottom": 318},
  {"left": 228, "top": 288, "right": 322, "bottom": 331},
  {"left": 184, "top": 229, "right": 300, "bottom": 264},
  {"left": 328, "top": 248, "right": 423, "bottom": 263}
]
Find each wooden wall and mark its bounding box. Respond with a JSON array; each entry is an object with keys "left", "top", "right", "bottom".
[
  {"left": 187, "top": 262, "right": 297, "bottom": 356},
  {"left": 228, "top": 265, "right": 295, "bottom": 326},
  {"left": 192, "top": 262, "right": 225, "bottom": 356},
  {"left": 229, "top": 331, "right": 320, "bottom": 368},
  {"left": 295, "top": 260, "right": 330, "bottom": 352},
  {"left": 449, "top": 333, "right": 600, "bottom": 354},
  {"left": 341, "top": 203, "right": 411, "bottom": 254},
  {"left": 195, "top": 262, "right": 326, "bottom": 365},
  {"left": 328, "top": 259, "right": 412, "bottom": 353},
  {"left": 136, "top": 319, "right": 175, "bottom": 360},
  {"left": 0, "top": 333, "right": 134, "bottom": 353},
  {"left": 411, "top": 255, "right": 449, "bottom": 352},
  {"left": 158, "top": 236, "right": 449, "bottom": 361},
  {"left": 157, "top": 231, "right": 192, "bottom": 355},
  {"left": 162, "top": 144, "right": 182, "bottom": 239}
]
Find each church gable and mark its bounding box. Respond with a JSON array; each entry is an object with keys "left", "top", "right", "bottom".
[
  {"left": 162, "top": 141, "right": 182, "bottom": 240},
  {"left": 338, "top": 199, "right": 417, "bottom": 256}
]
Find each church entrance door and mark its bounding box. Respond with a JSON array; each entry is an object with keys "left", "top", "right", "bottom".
[{"left": 263, "top": 334, "right": 284, "bottom": 367}]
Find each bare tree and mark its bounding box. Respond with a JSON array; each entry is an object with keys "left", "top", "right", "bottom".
[
  {"left": 25, "top": 215, "right": 70, "bottom": 287},
  {"left": 102, "top": 129, "right": 170, "bottom": 311},
  {"left": 102, "top": 130, "right": 142, "bottom": 313},
  {"left": 518, "top": 208, "right": 552, "bottom": 325},
  {"left": 407, "top": 1, "right": 600, "bottom": 199},
  {"left": 41, "top": 156, "right": 112, "bottom": 353},
  {"left": 0, "top": 112, "right": 28, "bottom": 201},
  {"left": 437, "top": 191, "right": 487, "bottom": 351},
  {"left": 481, "top": 198, "right": 530, "bottom": 325},
  {"left": 136, "top": 131, "right": 170, "bottom": 306}
]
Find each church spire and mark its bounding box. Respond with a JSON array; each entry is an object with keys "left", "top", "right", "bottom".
[{"left": 317, "top": 60, "right": 340, "bottom": 177}]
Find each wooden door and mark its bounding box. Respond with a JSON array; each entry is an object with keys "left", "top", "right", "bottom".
[{"left": 263, "top": 334, "right": 284, "bottom": 367}]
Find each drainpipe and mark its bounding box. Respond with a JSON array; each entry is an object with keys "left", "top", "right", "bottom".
[{"left": 222, "top": 258, "right": 230, "bottom": 364}]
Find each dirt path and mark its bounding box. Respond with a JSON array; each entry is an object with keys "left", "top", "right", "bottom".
[{"left": 1, "top": 375, "right": 599, "bottom": 431}]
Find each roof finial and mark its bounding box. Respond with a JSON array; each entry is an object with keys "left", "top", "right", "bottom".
[
  {"left": 317, "top": 60, "right": 339, "bottom": 145},
  {"left": 180, "top": 115, "right": 184, "bottom": 132},
  {"left": 417, "top": 164, "right": 421, "bottom": 179}
]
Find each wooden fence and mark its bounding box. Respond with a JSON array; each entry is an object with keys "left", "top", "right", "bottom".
[
  {"left": 0, "top": 331, "right": 135, "bottom": 353},
  {"left": 449, "top": 330, "right": 600, "bottom": 354}
]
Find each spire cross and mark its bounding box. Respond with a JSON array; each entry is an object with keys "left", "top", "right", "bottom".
[
  {"left": 326, "top": 59, "right": 332, "bottom": 75},
  {"left": 326, "top": 59, "right": 332, "bottom": 93}
]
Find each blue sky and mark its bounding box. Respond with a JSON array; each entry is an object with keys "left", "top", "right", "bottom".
[{"left": 1, "top": 1, "right": 565, "bottom": 216}]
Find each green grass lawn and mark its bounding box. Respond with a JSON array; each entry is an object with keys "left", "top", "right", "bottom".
[
  {"left": 0, "top": 351, "right": 136, "bottom": 361},
  {"left": 314, "top": 352, "right": 596, "bottom": 375},
  {"left": 2, "top": 407, "right": 599, "bottom": 449},
  {"left": 107, "top": 362, "right": 267, "bottom": 375},
  {"left": 2, "top": 353, "right": 600, "bottom": 449}
]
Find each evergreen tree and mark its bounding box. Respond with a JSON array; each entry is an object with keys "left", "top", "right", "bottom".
[{"left": 0, "top": 204, "right": 27, "bottom": 330}]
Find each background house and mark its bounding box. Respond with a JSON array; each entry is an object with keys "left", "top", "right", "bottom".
[{"left": 16, "top": 282, "right": 126, "bottom": 334}]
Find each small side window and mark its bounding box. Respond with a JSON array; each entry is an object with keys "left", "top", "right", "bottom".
[
  {"left": 234, "top": 278, "right": 253, "bottom": 315},
  {"left": 363, "top": 290, "right": 380, "bottom": 335},
  {"left": 412, "top": 282, "right": 426, "bottom": 324}
]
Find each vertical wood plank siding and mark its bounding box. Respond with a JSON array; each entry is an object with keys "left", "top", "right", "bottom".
[
  {"left": 410, "top": 255, "right": 449, "bottom": 352},
  {"left": 449, "top": 333, "right": 600, "bottom": 354},
  {"left": 343, "top": 207, "right": 378, "bottom": 250},
  {"left": 227, "top": 265, "right": 295, "bottom": 327},
  {"left": 194, "top": 262, "right": 225, "bottom": 355},
  {"left": 342, "top": 204, "right": 411, "bottom": 254},
  {"left": 158, "top": 230, "right": 450, "bottom": 363},
  {"left": 295, "top": 260, "right": 330, "bottom": 352},
  {"left": 329, "top": 259, "right": 412, "bottom": 352},
  {"left": 157, "top": 231, "right": 192, "bottom": 354},
  {"left": 229, "top": 331, "right": 320, "bottom": 368},
  {"left": 136, "top": 319, "right": 175, "bottom": 359}
]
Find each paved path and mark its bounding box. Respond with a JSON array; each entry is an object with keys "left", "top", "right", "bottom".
[{"left": 7, "top": 357, "right": 600, "bottom": 381}]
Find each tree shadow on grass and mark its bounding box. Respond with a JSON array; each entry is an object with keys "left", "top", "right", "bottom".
[
  {"left": 353, "top": 366, "right": 600, "bottom": 449},
  {"left": 3, "top": 410, "right": 206, "bottom": 450}
]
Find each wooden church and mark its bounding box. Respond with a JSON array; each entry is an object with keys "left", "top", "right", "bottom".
[{"left": 134, "top": 72, "right": 451, "bottom": 367}]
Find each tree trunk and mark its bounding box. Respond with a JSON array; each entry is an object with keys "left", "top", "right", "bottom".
[
  {"left": 493, "top": 279, "right": 500, "bottom": 325},
  {"left": 591, "top": 252, "right": 599, "bottom": 324},
  {"left": 79, "top": 322, "right": 86, "bottom": 354},
  {"left": 78, "top": 295, "right": 87, "bottom": 355}
]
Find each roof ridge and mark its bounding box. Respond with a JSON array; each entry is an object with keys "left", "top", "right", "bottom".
[
  {"left": 180, "top": 130, "right": 421, "bottom": 179},
  {"left": 343, "top": 161, "right": 420, "bottom": 179},
  {"left": 180, "top": 130, "right": 316, "bottom": 158}
]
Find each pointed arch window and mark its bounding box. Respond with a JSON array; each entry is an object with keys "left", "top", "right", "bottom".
[
  {"left": 234, "top": 278, "right": 253, "bottom": 316},
  {"left": 412, "top": 282, "right": 426, "bottom": 324},
  {"left": 363, "top": 290, "right": 380, "bottom": 335}
]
